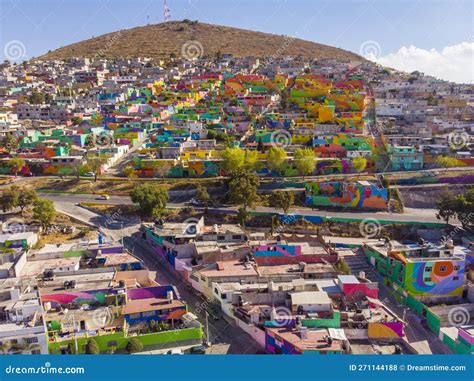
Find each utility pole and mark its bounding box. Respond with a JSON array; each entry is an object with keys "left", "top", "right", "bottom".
[
  {"left": 205, "top": 311, "right": 210, "bottom": 346},
  {"left": 71, "top": 312, "right": 78, "bottom": 354}
]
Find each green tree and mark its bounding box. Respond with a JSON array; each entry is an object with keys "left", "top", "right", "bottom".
[
  {"left": 220, "top": 147, "right": 245, "bottom": 174},
  {"left": 293, "top": 148, "right": 316, "bottom": 179},
  {"left": 270, "top": 190, "right": 294, "bottom": 215},
  {"left": 17, "top": 187, "right": 37, "bottom": 216},
  {"left": 130, "top": 184, "right": 168, "bottom": 218},
  {"left": 436, "top": 190, "right": 457, "bottom": 225},
  {"left": 266, "top": 147, "right": 288, "bottom": 175},
  {"left": 123, "top": 166, "right": 137, "bottom": 180},
  {"left": 86, "top": 156, "right": 101, "bottom": 182},
  {"left": 335, "top": 259, "right": 351, "bottom": 275},
  {"left": 351, "top": 156, "right": 367, "bottom": 177},
  {"left": 1, "top": 135, "right": 19, "bottom": 153},
  {"left": 57, "top": 167, "right": 70, "bottom": 182},
  {"left": 85, "top": 338, "right": 100, "bottom": 354},
  {"left": 28, "top": 89, "right": 45, "bottom": 104},
  {"left": 435, "top": 156, "right": 466, "bottom": 169},
  {"left": 220, "top": 147, "right": 259, "bottom": 174},
  {"left": 33, "top": 198, "right": 56, "bottom": 229},
  {"left": 237, "top": 207, "right": 250, "bottom": 228},
  {"left": 126, "top": 338, "right": 143, "bottom": 354},
  {"left": 85, "top": 134, "right": 96, "bottom": 149},
  {"left": 0, "top": 186, "right": 19, "bottom": 212},
  {"left": 195, "top": 184, "right": 210, "bottom": 212},
  {"left": 228, "top": 169, "right": 260, "bottom": 211},
  {"left": 8, "top": 157, "right": 25, "bottom": 177},
  {"left": 454, "top": 188, "right": 474, "bottom": 231},
  {"left": 71, "top": 116, "right": 82, "bottom": 125}
]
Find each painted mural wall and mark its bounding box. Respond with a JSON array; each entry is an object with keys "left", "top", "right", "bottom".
[
  {"left": 404, "top": 260, "right": 465, "bottom": 296},
  {"left": 305, "top": 181, "right": 388, "bottom": 210}
]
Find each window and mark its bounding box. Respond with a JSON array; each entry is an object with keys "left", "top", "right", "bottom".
[
  {"left": 107, "top": 341, "right": 117, "bottom": 347},
  {"left": 25, "top": 337, "right": 38, "bottom": 344},
  {"left": 142, "top": 311, "right": 155, "bottom": 317},
  {"left": 232, "top": 235, "right": 241, "bottom": 240},
  {"left": 128, "top": 313, "right": 141, "bottom": 319},
  {"left": 424, "top": 277, "right": 431, "bottom": 282},
  {"left": 31, "top": 349, "right": 41, "bottom": 355},
  {"left": 453, "top": 276, "right": 459, "bottom": 281},
  {"left": 440, "top": 266, "right": 447, "bottom": 272}
]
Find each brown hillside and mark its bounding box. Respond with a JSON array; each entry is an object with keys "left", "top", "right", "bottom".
[{"left": 38, "top": 21, "right": 363, "bottom": 62}]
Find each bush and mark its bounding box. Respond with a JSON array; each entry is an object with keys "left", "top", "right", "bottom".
[
  {"left": 126, "top": 338, "right": 143, "bottom": 354},
  {"left": 335, "top": 259, "right": 351, "bottom": 275},
  {"left": 85, "top": 338, "right": 100, "bottom": 354}
]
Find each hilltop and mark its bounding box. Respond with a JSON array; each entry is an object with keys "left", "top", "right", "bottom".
[{"left": 38, "top": 21, "right": 364, "bottom": 62}]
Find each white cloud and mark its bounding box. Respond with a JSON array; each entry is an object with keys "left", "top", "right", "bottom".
[{"left": 365, "top": 42, "right": 474, "bottom": 84}]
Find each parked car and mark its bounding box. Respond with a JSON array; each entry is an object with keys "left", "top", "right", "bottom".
[
  {"left": 166, "top": 349, "right": 183, "bottom": 355},
  {"left": 205, "top": 304, "right": 223, "bottom": 320},
  {"left": 84, "top": 172, "right": 95, "bottom": 177},
  {"left": 96, "top": 194, "right": 110, "bottom": 200},
  {"left": 189, "top": 345, "right": 206, "bottom": 354}
]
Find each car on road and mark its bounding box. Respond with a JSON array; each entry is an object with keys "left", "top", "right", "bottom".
[
  {"left": 96, "top": 194, "right": 110, "bottom": 200},
  {"left": 205, "top": 304, "right": 223, "bottom": 320},
  {"left": 187, "top": 198, "right": 203, "bottom": 207},
  {"left": 84, "top": 172, "right": 95, "bottom": 177},
  {"left": 189, "top": 345, "right": 206, "bottom": 354},
  {"left": 166, "top": 349, "right": 183, "bottom": 355}
]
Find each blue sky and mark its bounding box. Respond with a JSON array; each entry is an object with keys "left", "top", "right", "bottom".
[{"left": 1, "top": 0, "right": 473, "bottom": 82}]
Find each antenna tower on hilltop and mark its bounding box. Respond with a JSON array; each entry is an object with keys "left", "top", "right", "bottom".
[{"left": 164, "top": 0, "right": 171, "bottom": 22}]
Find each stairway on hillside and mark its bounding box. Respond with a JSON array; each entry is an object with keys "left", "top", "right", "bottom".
[{"left": 343, "top": 249, "right": 380, "bottom": 282}]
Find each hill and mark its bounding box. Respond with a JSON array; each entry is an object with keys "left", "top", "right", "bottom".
[{"left": 38, "top": 21, "right": 364, "bottom": 62}]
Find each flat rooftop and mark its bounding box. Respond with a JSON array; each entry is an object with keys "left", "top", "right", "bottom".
[
  {"left": 199, "top": 260, "right": 258, "bottom": 278},
  {"left": 267, "top": 327, "right": 342, "bottom": 353},
  {"left": 291, "top": 291, "right": 331, "bottom": 305},
  {"left": 122, "top": 298, "right": 185, "bottom": 315},
  {"left": 20, "top": 257, "right": 81, "bottom": 277},
  {"left": 257, "top": 263, "right": 334, "bottom": 276}
]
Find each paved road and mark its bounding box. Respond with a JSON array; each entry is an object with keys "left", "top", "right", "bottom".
[{"left": 44, "top": 192, "right": 447, "bottom": 225}]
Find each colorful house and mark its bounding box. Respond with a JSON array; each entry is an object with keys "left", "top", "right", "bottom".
[
  {"left": 363, "top": 241, "right": 465, "bottom": 301},
  {"left": 306, "top": 181, "right": 389, "bottom": 210}
]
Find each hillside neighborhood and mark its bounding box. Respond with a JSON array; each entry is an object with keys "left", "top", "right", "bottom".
[{"left": 0, "top": 39, "right": 473, "bottom": 356}]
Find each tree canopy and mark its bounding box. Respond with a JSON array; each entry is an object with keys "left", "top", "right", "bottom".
[
  {"left": 130, "top": 184, "right": 169, "bottom": 218},
  {"left": 293, "top": 148, "right": 316, "bottom": 178}
]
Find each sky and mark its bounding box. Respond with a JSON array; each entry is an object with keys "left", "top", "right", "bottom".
[{"left": 1, "top": 0, "right": 473, "bottom": 83}]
